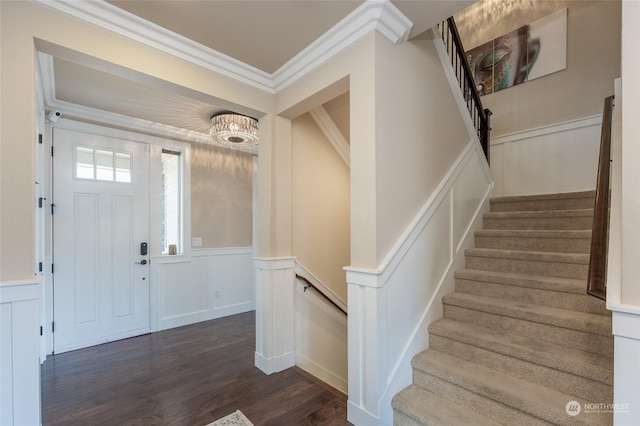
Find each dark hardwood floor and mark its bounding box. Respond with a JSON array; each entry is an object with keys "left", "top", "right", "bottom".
[{"left": 41, "top": 312, "right": 350, "bottom": 426}]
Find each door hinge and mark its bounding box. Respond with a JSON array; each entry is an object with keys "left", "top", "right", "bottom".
[
  {"left": 51, "top": 203, "right": 55, "bottom": 215},
  {"left": 51, "top": 263, "right": 54, "bottom": 274},
  {"left": 39, "top": 197, "right": 46, "bottom": 208},
  {"left": 51, "top": 146, "right": 54, "bottom": 157},
  {"left": 40, "top": 326, "right": 43, "bottom": 336},
  {"left": 39, "top": 262, "right": 43, "bottom": 273},
  {"left": 39, "top": 133, "right": 43, "bottom": 144},
  {"left": 52, "top": 322, "right": 55, "bottom": 333}
]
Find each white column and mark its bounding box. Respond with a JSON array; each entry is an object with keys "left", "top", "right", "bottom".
[
  {"left": 345, "top": 268, "right": 385, "bottom": 426},
  {"left": 254, "top": 257, "right": 296, "bottom": 374},
  {"left": 611, "top": 309, "right": 640, "bottom": 423}
]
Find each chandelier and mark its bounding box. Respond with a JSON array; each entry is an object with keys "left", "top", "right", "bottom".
[{"left": 209, "top": 113, "right": 259, "bottom": 147}]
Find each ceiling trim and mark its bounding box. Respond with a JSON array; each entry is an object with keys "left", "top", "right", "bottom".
[
  {"left": 33, "top": 0, "right": 413, "bottom": 95},
  {"left": 309, "top": 106, "right": 350, "bottom": 167},
  {"left": 272, "top": 0, "right": 413, "bottom": 91},
  {"left": 33, "top": 0, "right": 274, "bottom": 92}
]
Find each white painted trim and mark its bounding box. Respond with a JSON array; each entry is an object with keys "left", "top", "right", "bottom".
[
  {"left": 609, "top": 303, "right": 640, "bottom": 317},
  {"left": 33, "top": 0, "right": 412, "bottom": 94},
  {"left": 612, "top": 310, "right": 640, "bottom": 340},
  {"left": 254, "top": 257, "right": 296, "bottom": 270},
  {"left": 294, "top": 260, "right": 348, "bottom": 313},
  {"left": 33, "top": 0, "right": 274, "bottom": 92},
  {"left": 53, "top": 327, "right": 151, "bottom": 354},
  {"left": 491, "top": 114, "right": 603, "bottom": 146},
  {"left": 37, "top": 52, "right": 258, "bottom": 155},
  {"left": 0, "top": 279, "right": 42, "bottom": 302},
  {"left": 272, "top": 0, "right": 413, "bottom": 91},
  {"left": 159, "top": 302, "right": 254, "bottom": 331},
  {"left": 309, "top": 106, "right": 350, "bottom": 167},
  {"left": 345, "top": 139, "right": 490, "bottom": 287}
]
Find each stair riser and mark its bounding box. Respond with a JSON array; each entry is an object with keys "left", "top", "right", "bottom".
[
  {"left": 393, "top": 411, "right": 423, "bottom": 426},
  {"left": 455, "top": 279, "right": 610, "bottom": 315},
  {"left": 429, "top": 335, "right": 613, "bottom": 402},
  {"left": 491, "top": 198, "right": 595, "bottom": 212},
  {"left": 483, "top": 217, "right": 593, "bottom": 231},
  {"left": 444, "top": 305, "right": 614, "bottom": 356},
  {"left": 475, "top": 235, "right": 591, "bottom": 253},
  {"left": 465, "top": 255, "right": 588, "bottom": 280},
  {"left": 412, "top": 371, "right": 558, "bottom": 426}
]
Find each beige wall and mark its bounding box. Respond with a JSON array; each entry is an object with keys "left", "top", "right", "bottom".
[
  {"left": 0, "top": 1, "right": 274, "bottom": 280},
  {"left": 373, "top": 36, "right": 470, "bottom": 262},
  {"left": 292, "top": 113, "right": 350, "bottom": 301},
  {"left": 456, "top": 0, "right": 621, "bottom": 136},
  {"left": 190, "top": 144, "right": 253, "bottom": 248}
]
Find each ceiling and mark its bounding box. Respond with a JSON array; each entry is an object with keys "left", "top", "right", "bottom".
[{"left": 42, "top": 0, "right": 474, "bottom": 144}]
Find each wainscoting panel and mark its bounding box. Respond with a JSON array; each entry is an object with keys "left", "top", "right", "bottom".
[
  {"left": 490, "top": 115, "right": 602, "bottom": 197},
  {"left": 153, "top": 247, "right": 254, "bottom": 331},
  {"left": 345, "top": 140, "right": 492, "bottom": 425},
  {"left": 0, "top": 279, "right": 42, "bottom": 426}
]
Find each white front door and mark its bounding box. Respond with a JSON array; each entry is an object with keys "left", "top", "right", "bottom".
[{"left": 52, "top": 127, "right": 150, "bottom": 353}]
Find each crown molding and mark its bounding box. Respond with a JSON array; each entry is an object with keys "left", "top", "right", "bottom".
[
  {"left": 33, "top": 0, "right": 275, "bottom": 93},
  {"left": 272, "top": 0, "right": 413, "bottom": 91},
  {"left": 33, "top": 0, "right": 413, "bottom": 95}
]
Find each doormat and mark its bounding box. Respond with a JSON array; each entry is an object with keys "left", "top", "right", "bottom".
[{"left": 207, "top": 410, "right": 254, "bottom": 426}]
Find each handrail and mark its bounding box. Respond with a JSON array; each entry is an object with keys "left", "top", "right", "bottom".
[
  {"left": 587, "top": 95, "right": 615, "bottom": 301},
  {"left": 295, "top": 274, "right": 347, "bottom": 316},
  {"left": 439, "top": 17, "right": 492, "bottom": 164}
]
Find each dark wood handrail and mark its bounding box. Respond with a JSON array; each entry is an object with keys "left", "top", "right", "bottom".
[
  {"left": 440, "top": 17, "right": 492, "bottom": 163},
  {"left": 295, "top": 274, "right": 347, "bottom": 316},
  {"left": 587, "top": 95, "right": 615, "bottom": 300}
]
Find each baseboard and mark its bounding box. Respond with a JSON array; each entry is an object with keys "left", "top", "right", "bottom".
[
  {"left": 295, "top": 352, "right": 348, "bottom": 394},
  {"left": 347, "top": 401, "right": 379, "bottom": 426},
  {"left": 158, "top": 302, "right": 253, "bottom": 331},
  {"left": 254, "top": 350, "right": 296, "bottom": 375},
  {"left": 54, "top": 326, "right": 151, "bottom": 354}
]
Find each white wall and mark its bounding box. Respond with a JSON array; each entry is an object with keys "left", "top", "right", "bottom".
[{"left": 490, "top": 115, "right": 602, "bottom": 197}]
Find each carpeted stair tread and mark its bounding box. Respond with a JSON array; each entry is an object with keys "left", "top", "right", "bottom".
[
  {"left": 483, "top": 209, "right": 593, "bottom": 231},
  {"left": 455, "top": 269, "right": 586, "bottom": 294},
  {"left": 475, "top": 229, "right": 591, "bottom": 253},
  {"left": 465, "top": 248, "right": 589, "bottom": 279},
  {"left": 442, "top": 292, "right": 611, "bottom": 336},
  {"left": 466, "top": 248, "right": 589, "bottom": 264},
  {"left": 429, "top": 318, "right": 613, "bottom": 385},
  {"left": 392, "top": 384, "right": 502, "bottom": 426},
  {"left": 490, "top": 191, "right": 596, "bottom": 212},
  {"left": 412, "top": 350, "right": 611, "bottom": 426},
  {"left": 454, "top": 269, "right": 609, "bottom": 315}
]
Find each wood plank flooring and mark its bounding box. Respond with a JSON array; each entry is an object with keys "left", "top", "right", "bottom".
[{"left": 41, "top": 312, "right": 350, "bottom": 426}]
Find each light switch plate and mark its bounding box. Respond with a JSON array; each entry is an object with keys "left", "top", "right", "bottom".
[{"left": 192, "top": 237, "right": 202, "bottom": 247}]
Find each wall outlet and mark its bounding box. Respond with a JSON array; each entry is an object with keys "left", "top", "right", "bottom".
[{"left": 192, "top": 237, "right": 202, "bottom": 247}]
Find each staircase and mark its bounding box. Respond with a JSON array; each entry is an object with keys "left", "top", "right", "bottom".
[{"left": 392, "top": 190, "right": 613, "bottom": 426}]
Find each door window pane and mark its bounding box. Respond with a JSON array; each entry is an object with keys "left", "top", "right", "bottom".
[
  {"left": 76, "top": 147, "right": 94, "bottom": 179},
  {"left": 115, "top": 153, "right": 132, "bottom": 183},
  {"left": 75, "top": 146, "right": 132, "bottom": 183},
  {"left": 96, "top": 150, "right": 114, "bottom": 181}
]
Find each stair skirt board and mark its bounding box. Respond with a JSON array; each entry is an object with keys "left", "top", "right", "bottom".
[{"left": 393, "top": 191, "right": 613, "bottom": 426}]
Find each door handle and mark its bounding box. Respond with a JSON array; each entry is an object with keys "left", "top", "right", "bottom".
[{"left": 135, "top": 259, "right": 148, "bottom": 265}]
